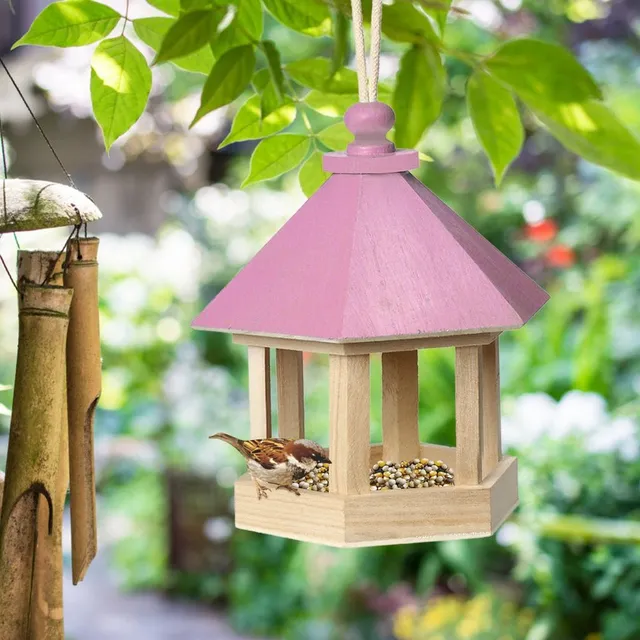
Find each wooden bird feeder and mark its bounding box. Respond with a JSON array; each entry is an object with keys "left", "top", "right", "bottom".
[{"left": 193, "top": 102, "right": 549, "bottom": 547}]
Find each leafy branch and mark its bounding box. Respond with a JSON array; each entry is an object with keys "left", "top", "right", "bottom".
[{"left": 12, "top": 0, "right": 640, "bottom": 194}]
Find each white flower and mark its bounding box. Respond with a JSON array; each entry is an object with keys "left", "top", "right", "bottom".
[
  {"left": 555, "top": 390, "right": 608, "bottom": 437},
  {"left": 502, "top": 393, "right": 558, "bottom": 449},
  {"left": 502, "top": 390, "right": 639, "bottom": 461}
]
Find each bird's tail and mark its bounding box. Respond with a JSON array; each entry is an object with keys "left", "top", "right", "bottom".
[{"left": 209, "top": 432, "right": 247, "bottom": 456}]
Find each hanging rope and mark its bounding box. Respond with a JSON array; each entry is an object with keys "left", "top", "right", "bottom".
[
  {"left": 0, "top": 57, "right": 76, "bottom": 189},
  {"left": 0, "top": 56, "right": 92, "bottom": 289},
  {"left": 350, "top": 0, "right": 383, "bottom": 102}
]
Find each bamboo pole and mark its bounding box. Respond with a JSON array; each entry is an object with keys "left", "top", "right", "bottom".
[
  {"left": 64, "top": 238, "right": 101, "bottom": 585},
  {"left": 18, "top": 251, "right": 69, "bottom": 640},
  {"left": 0, "top": 283, "right": 73, "bottom": 640}
]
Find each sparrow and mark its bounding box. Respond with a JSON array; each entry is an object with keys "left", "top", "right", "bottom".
[{"left": 209, "top": 432, "right": 331, "bottom": 500}]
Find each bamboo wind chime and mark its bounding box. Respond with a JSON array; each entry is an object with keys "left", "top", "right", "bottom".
[{"left": 0, "top": 178, "right": 103, "bottom": 639}]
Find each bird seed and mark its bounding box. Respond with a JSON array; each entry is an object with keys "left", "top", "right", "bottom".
[{"left": 297, "top": 460, "right": 454, "bottom": 492}]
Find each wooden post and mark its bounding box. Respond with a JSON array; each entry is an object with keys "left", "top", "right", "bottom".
[
  {"left": 381, "top": 350, "right": 420, "bottom": 462},
  {"left": 247, "top": 346, "right": 272, "bottom": 439},
  {"left": 481, "top": 339, "right": 501, "bottom": 479},
  {"left": 276, "top": 349, "right": 304, "bottom": 440},
  {"left": 328, "top": 354, "right": 370, "bottom": 495},
  {"left": 65, "top": 238, "right": 101, "bottom": 586},
  {"left": 0, "top": 284, "right": 72, "bottom": 640},
  {"left": 455, "top": 346, "right": 483, "bottom": 486},
  {"left": 18, "top": 250, "right": 68, "bottom": 640}
]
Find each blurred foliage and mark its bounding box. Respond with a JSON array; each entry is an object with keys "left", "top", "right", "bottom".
[
  {"left": 393, "top": 594, "right": 535, "bottom": 640},
  {"left": 13, "top": 0, "right": 640, "bottom": 189}
]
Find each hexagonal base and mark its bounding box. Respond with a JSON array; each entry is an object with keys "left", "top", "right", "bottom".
[{"left": 233, "top": 446, "right": 518, "bottom": 547}]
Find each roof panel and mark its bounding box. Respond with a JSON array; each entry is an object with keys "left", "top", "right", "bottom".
[{"left": 193, "top": 171, "right": 549, "bottom": 341}]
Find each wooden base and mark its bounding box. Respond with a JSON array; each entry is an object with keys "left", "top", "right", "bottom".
[{"left": 233, "top": 445, "right": 518, "bottom": 547}]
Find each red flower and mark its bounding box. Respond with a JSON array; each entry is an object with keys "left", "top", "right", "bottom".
[
  {"left": 545, "top": 245, "right": 576, "bottom": 268},
  {"left": 525, "top": 219, "right": 558, "bottom": 243}
]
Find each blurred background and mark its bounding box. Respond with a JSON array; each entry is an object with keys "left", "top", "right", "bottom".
[{"left": 1, "top": 0, "right": 639, "bottom": 639}]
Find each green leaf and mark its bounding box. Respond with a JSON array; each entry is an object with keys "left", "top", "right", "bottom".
[
  {"left": 133, "top": 17, "right": 214, "bottom": 74},
  {"left": 467, "top": 69, "right": 524, "bottom": 184},
  {"left": 192, "top": 44, "right": 256, "bottom": 124},
  {"left": 181, "top": 0, "right": 217, "bottom": 10},
  {"left": 262, "top": 0, "right": 330, "bottom": 37},
  {"left": 299, "top": 150, "right": 330, "bottom": 196},
  {"left": 287, "top": 58, "right": 359, "bottom": 94},
  {"left": 304, "top": 89, "right": 390, "bottom": 117},
  {"left": 382, "top": 2, "right": 439, "bottom": 44},
  {"left": 147, "top": 0, "right": 180, "bottom": 16},
  {"left": 317, "top": 122, "right": 352, "bottom": 151},
  {"left": 220, "top": 94, "right": 296, "bottom": 147},
  {"left": 13, "top": 0, "right": 120, "bottom": 48},
  {"left": 211, "top": 0, "right": 262, "bottom": 57},
  {"left": 416, "top": 0, "right": 451, "bottom": 35},
  {"left": 252, "top": 67, "right": 271, "bottom": 91},
  {"left": 154, "top": 9, "right": 222, "bottom": 64},
  {"left": 304, "top": 91, "right": 357, "bottom": 117},
  {"left": 486, "top": 39, "right": 602, "bottom": 109},
  {"left": 261, "top": 40, "right": 285, "bottom": 111},
  {"left": 261, "top": 82, "right": 285, "bottom": 119},
  {"left": 91, "top": 36, "right": 152, "bottom": 149},
  {"left": 243, "top": 134, "right": 311, "bottom": 186},
  {"left": 393, "top": 44, "right": 445, "bottom": 148},
  {"left": 535, "top": 100, "right": 640, "bottom": 181},
  {"left": 331, "top": 10, "right": 349, "bottom": 74}
]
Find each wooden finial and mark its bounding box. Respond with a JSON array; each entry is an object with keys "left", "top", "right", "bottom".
[{"left": 344, "top": 102, "right": 395, "bottom": 157}]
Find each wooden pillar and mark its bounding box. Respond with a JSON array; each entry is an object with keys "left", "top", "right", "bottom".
[
  {"left": 328, "top": 354, "right": 370, "bottom": 495},
  {"left": 247, "top": 346, "right": 272, "bottom": 439},
  {"left": 276, "top": 349, "right": 304, "bottom": 440},
  {"left": 481, "top": 339, "right": 501, "bottom": 478},
  {"left": 455, "top": 346, "right": 483, "bottom": 485},
  {"left": 381, "top": 350, "right": 420, "bottom": 461}
]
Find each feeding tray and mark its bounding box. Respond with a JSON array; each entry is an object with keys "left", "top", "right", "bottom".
[{"left": 193, "top": 102, "right": 548, "bottom": 547}]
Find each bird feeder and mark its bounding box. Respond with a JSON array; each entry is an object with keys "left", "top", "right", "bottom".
[{"left": 193, "top": 102, "right": 549, "bottom": 547}]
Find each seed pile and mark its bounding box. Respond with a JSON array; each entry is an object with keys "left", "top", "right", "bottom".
[
  {"left": 369, "top": 459, "right": 454, "bottom": 490},
  {"left": 293, "top": 462, "right": 331, "bottom": 492},
  {"left": 293, "top": 459, "right": 454, "bottom": 492}
]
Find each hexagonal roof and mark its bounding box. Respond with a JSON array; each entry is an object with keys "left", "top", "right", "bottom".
[{"left": 193, "top": 103, "right": 548, "bottom": 342}]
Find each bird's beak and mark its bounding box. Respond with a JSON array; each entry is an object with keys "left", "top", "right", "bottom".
[{"left": 322, "top": 455, "right": 332, "bottom": 464}]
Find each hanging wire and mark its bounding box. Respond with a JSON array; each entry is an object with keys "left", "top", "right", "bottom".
[
  {"left": 0, "top": 251, "right": 19, "bottom": 294},
  {"left": 43, "top": 223, "right": 82, "bottom": 286},
  {"left": 0, "top": 57, "right": 76, "bottom": 189},
  {"left": 0, "top": 113, "right": 20, "bottom": 248},
  {"left": 0, "top": 55, "right": 94, "bottom": 290}
]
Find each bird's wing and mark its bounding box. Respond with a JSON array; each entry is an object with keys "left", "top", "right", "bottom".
[{"left": 241, "top": 438, "right": 291, "bottom": 469}]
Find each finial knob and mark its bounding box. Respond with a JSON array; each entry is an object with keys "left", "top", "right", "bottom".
[{"left": 344, "top": 102, "right": 396, "bottom": 157}]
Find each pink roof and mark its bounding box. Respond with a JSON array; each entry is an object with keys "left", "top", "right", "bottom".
[{"left": 193, "top": 104, "right": 549, "bottom": 342}]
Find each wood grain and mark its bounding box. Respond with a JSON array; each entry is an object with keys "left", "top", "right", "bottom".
[
  {"left": 233, "top": 456, "right": 517, "bottom": 547},
  {"left": 455, "top": 346, "right": 484, "bottom": 486},
  {"left": 20, "top": 251, "right": 68, "bottom": 639},
  {"left": 247, "top": 346, "right": 272, "bottom": 439},
  {"left": 481, "top": 339, "right": 502, "bottom": 479},
  {"left": 65, "top": 238, "right": 101, "bottom": 586},
  {"left": 275, "top": 349, "right": 304, "bottom": 440},
  {"left": 233, "top": 331, "right": 499, "bottom": 355},
  {"left": 194, "top": 170, "right": 549, "bottom": 341},
  {"left": 0, "top": 285, "right": 72, "bottom": 640},
  {"left": 329, "top": 355, "right": 371, "bottom": 495},
  {"left": 381, "top": 351, "right": 420, "bottom": 461}
]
